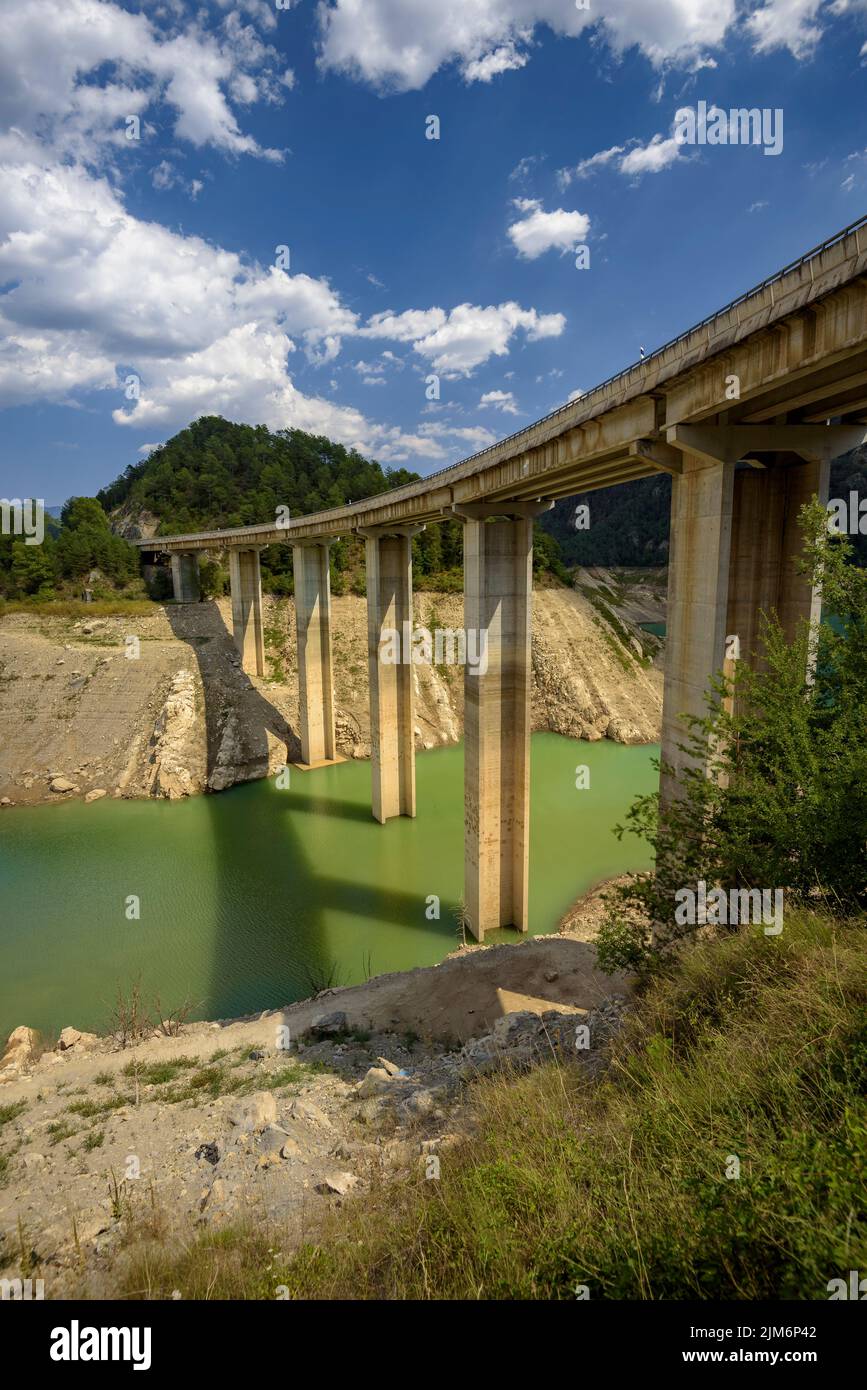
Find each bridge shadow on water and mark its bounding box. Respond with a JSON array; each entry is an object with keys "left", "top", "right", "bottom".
[
  {"left": 163, "top": 602, "right": 458, "bottom": 1030},
  {"left": 164, "top": 601, "right": 329, "bottom": 1023}
]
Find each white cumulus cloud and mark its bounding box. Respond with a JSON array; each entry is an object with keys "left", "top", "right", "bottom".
[
  {"left": 316, "top": 0, "right": 742, "bottom": 92},
  {"left": 619, "top": 133, "right": 682, "bottom": 176},
  {"left": 507, "top": 199, "right": 591, "bottom": 259},
  {"left": 479, "top": 389, "right": 519, "bottom": 414},
  {"left": 0, "top": 0, "right": 288, "bottom": 165},
  {"left": 746, "top": 0, "right": 826, "bottom": 58},
  {"left": 361, "top": 301, "right": 564, "bottom": 374}
]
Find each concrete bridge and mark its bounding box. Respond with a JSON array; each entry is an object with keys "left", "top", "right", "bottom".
[{"left": 134, "top": 216, "right": 867, "bottom": 940}]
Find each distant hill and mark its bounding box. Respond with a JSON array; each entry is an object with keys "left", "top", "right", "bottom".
[
  {"left": 830, "top": 445, "right": 867, "bottom": 565},
  {"left": 540, "top": 475, "right": 672, "bottom": 568},
  {"left": 97, "top": 416, "right": 420, "bottom": 534}
]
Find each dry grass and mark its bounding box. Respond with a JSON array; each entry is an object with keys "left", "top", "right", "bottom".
[{"left": 0, "top": 599, "right": 157, "bottom": 619}]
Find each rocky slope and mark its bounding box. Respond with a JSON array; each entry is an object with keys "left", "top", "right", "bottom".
[
  {"left": 0, "top": 913, "right": 628, "bottom": 1297},
  {"left": 0, "top": 577, "right": 664, "bottom": 807}
]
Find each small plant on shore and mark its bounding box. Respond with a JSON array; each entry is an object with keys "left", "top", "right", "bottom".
[
  {"left": 105, "top": 977, "right": 198, "bottom": 1047},
  {"left": 106, "top": 977, "right": 151, "bottom": 1049},
  {"left": 302, "top": 958, "right": 345, "bottom": 996},
  {"left": 452, "top": 898, "right": 472, "bottom": 948},
  {"left": 107, "top": 1169, "right": 125, "bottom": 1221},
  {"left": 47, "top": 1120, "right": 77, "bottom": 1146},
  {"left": 121, "top": 1056, "right": 199, "bottom": 1086},
  {"left": 68, "top": 1094, "right": 130, "bottom": 1118},
  {"left": 17, "top": 1217, "right": 37, "bottom": 1278},
  {"left": 152, "top": 995, "right": 197, "bottom": 1038}
]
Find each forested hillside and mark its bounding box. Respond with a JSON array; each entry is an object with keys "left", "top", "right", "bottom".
[
  {"left": 541, "top": 475, "right": 672, "bottom": 567},
  {"left": 0, "top": 497, "right": 141, "bottom": 600}
]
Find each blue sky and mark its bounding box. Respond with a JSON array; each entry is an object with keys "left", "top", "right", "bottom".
[{"left": 1, "top": 0, "right": 866, "bottom": 505}]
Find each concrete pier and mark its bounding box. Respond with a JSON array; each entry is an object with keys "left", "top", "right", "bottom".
[
  {"left": 726, "top": 457, "right": 829, "bottom": 668},
  {"left": 229, "top": 547, "right": 265, "bottom": 677},
  {"left": 170, "top": 552, "right": 200, "bottom": 604},
  {"left": 291, "top": 541, "right": 338, "bottom": 768},
  {"left": 461, "top": 511, "right": 535, "bottom": 940},
  {"left": 361, "top": 527, "right": 418, "bottom": 823},
  {"left": 661, "top": 453, "right": 830, "bottom": 799}
]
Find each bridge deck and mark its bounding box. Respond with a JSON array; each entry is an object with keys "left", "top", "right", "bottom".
[{"left": 133, "top": 216, "right": 867, "bottom": 552}]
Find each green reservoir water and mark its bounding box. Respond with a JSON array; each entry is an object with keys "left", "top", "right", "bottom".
[{"left": 0, "top": 735, "right": 658, "bottom": 1042}]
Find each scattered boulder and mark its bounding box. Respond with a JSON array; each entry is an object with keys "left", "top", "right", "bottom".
[
  {"left": 0, "top": 1025, "right": 38, "bottom": 1078},
  {"left": 376, "top": 1056, "right": 402, "bottom": 1077},
  {"left": 402, "top": 1088, "right": 437, "bottom": 1117},
  {"left": 491, "top": 1011, "right": 542, "bottom": 1045},
  {"left": 227, "top": 1091, "right": 277, "bottom": 1133},
  {"left": 258, "top": 1125, "right": 290, "bottom": 1155},
  {"left": 315, "top": 1171, "right": 358, "bottom": 1197},
  {"left": 458, "top": 1000, "right": 629, "bottom": 1079},
  {"left": 288, "top": 1098, "right": 331, "bottom": 1129},
  {"left": 381, "top": 1138, "right": 417, "bottom": 1170},
  {"left": 57, "top": 1027, "right": 99, "bottom": 1052},
  {"left": 194, "top": 1142, "right": 220, "bottom": 1166},
  {"left": 84, "top": 789, "right": 107, "bottom": 803},
  {"left": 420, "top": 1134, "right": 462, "bottom": 1155},
  {"left": 199, "top": 1177, "right": 226, "bottom": 1212},
  {"left": 308, "top": 1011, "right": 347, "bottom": 1038},
  {"left": 49, "top": 777, "right": 77, "bottom": 794},
  {"left": 356, "top": 1066, "right": 396, "bottom": 1099}
]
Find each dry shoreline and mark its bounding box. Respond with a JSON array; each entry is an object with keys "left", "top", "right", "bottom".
[
  {"left": 0, "top": 883, "right": 628, "bottom": 1294},
  {"left": 0, "top": 575, "right": 664, "bottom": 808}
]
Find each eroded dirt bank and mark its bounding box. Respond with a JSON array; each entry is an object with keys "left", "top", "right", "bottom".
[{"left": 0, "top": 575, "right": 664, "bottom": 806}]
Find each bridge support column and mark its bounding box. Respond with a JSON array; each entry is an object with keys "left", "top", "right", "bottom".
[
  {"left": 291, "top": 541, "right": 339, "bottom": 768},
  {"left": 170, "top": 551, "right": 200, "bottom": 603},
  {"left": 661, "top": 453, "right": 829, "bottom": 802},
  {"left": 458, "top": 504, "right": 550, "bottom": 940},
  {"left": 229, "top": 547, "right": 265, "bottom": 677},
  {"left": 360, "top": 527, "right": 421, "bottom": 823},
  {"left": 726, "top": 454, "right": 829, "bottom": 670}
]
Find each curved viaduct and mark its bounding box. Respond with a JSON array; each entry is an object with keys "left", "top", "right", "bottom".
[{"left": 135, "top": 216, "right": 867, "bottom": 940}]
